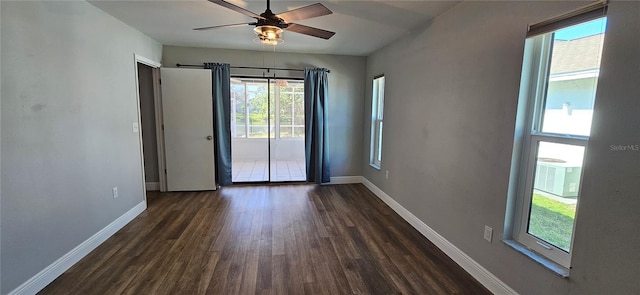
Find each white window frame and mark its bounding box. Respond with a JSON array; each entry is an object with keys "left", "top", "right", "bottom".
[
  {"left": 508, "top": 15, "right": 606, "bottom": 270},
  {"left": 370, "top": 75, "right": 385, "bottom": 169}
]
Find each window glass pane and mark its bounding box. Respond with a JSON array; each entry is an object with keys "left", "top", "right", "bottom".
[
  {"left": 294, "top": 85, "right": 304, "bottom": 138},
  {"left": 527, "top": 141, "right": 583, "bottom": 252},
  {"left": 231, "top": 83, "right": 246, "bottom": 138},
  {"left": 376, "top": 121, "right": 383, "bottom": 162},
  {"left": 294, "top": 127, "right": 305, "bottom": 138},
  {"left": 235, "top": 124, "right": 246, "bottom": 138},
  {"left": 269, "top": 84, "right": 275, "bottom": 138},
  {"left": 279, "top": 88, "right": 293, "bottom": 138},
  {"left": 247, "top": 83, "right": 268, "bottom": 138},
  {"left": 279, "top": 129, "right": 292, "bottom": 138},
  {"left": 541, "top": 18, "right": 606, "bottom": 136},
  {"left": 377, "top": 77, "right": 385, "bottom": 120}
]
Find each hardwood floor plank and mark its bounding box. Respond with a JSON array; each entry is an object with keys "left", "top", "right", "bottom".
[
  {"left": 197, "top": 252, "right": 221, "bottom": 294},
  {"left": 119, "top": 240, "right": 177, "bottom": 295},
  {"left": 313, "top": 262, "right": 343, "bottom": 295},
  {"left": 238, "top": 249, "right": 259, "bottom": 295},
  {"left": 375, "top": 257, "right": 418, "bottom": 295},
  {"left": 224, "top": 235, "right": 250, "bottom": 295},
  {"left": 256, "top": 238, "right": 273, "bottom": 292},
  {"left": 172, "top": 217, "right": 216, "bottom": 293},
  {"left": 102, "top": 265, "right": 142, "bottom": 295},
  {"left": 338, "top": 258, "right": 369, "bottom": 295},
  {"left": 271, "top": 255, "right": 287, "bottom": 295},
  {"left": 291, "top": 208, "right": 316, "bottom": 284},
  {"left": 283, "top": 222, "right": 305, "bottom": 295},
  {"left": 39, "top": 184, "right": 491, "bottom": 295}
]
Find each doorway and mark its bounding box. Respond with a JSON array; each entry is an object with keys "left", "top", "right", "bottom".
[
  {"left": 137, "top": 63, "right": 159, "bottom": 190},
  {"left": 134, "top": 54, "right": 162, "bottom": 194},
  {"left": 230, "top": 77, "right": 306, "bottom": 183}
]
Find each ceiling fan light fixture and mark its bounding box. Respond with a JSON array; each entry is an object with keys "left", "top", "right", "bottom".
[{"left": 253, "top": 25, "right": 284, "bottom": 45}]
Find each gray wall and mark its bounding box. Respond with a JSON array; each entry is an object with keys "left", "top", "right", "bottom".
[
  {"left": 571, "top": 2, "right": 640, "bottom": 293},
  {"left": 138, "top": 63, "right": 160, "bottom": 183},
  {"left": 162, "top": 46, "right": 366, "bottom": 177},
  {"left": 363, "top": 1, "right": 640, "bottom": 294},
  {"left": 1, "top": 1, "right": 162, "bottom": 293}
]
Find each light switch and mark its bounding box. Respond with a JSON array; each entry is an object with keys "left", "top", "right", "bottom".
[{"left": 132, "top": 122, "right": 139, "bottom": 133}]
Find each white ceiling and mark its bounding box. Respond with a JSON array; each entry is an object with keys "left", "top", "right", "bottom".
[{"left": 89, "top": 0, "right": 460, "bottom": 56}]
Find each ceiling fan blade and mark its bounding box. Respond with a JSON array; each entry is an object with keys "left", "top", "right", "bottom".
[
  {"left": 208, "top": 0, "right": 265, "bottom": 20},
  {"left": 193, "top": 22, "right": 255, "bottom": 31},
  {"left": 285, "top": 23, "right": 335, "bottom": 40},
  {"left": 276, "top": 3, "right": 332, "bottom": 22}
]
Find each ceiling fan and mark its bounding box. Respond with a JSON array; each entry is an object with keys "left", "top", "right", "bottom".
[{"left": 194, "top": 0, "right": 335, "bottom": 45}]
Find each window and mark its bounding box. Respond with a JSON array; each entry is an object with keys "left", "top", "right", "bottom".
[
  {"left": 507, "top": 10, "right": 606, "bottom": 270},
  {"left": 230, "top": 79, "right": 304, "bottom": 139},
  {"left": 370, "top": 75, "right": 385, "bottom": 168},
  {"left": 277, "top": 83, "right": 305, "bottom": 138}
]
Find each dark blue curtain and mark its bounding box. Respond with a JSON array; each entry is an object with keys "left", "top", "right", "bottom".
[
  {"left": 204, "top": 63, "right": 232, "bottom": 186},
  {"left": 304, "top": 68, "right": 330, "bottom": 184}
]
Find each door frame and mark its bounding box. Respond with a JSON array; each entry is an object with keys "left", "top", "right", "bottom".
[{"left": 133, "top": 54, "right": 162, "bottom": 197}]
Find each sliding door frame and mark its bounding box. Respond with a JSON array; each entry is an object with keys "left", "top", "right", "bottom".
[{"left": 230, "top": 75, "right": 305, "bottom": 183}]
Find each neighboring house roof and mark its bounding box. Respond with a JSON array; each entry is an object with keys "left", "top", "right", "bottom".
[{"left": 550, "top": 33, "right": 604, "bottom": 75}]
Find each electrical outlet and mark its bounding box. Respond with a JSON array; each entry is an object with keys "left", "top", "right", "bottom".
[
  {"left": 484, "top": 225, "right": 493, "bottom": 243},
  {"left": 112, "top": 187, "right": 119, "bottom": 199},
  {"left": 385, "top": 170, "right": 389, "bottom": 180}
]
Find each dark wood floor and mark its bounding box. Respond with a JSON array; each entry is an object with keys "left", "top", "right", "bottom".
[{"left": 40, "top": 184, "right": 490, "bottom": 295}]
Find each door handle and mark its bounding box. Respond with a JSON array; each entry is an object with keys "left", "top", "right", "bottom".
[{"left": 206, "top": 135, "right": 213, "bottom": 140}]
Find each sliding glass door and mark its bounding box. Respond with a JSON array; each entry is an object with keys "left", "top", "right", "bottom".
[
  {"left": 230, "top": 77, "right": 306, "bottom": 183},
  {"left": 230, "top": 79, "right": 269, "bottom": 182},
  {"left": 269, "top": 79, "right": 306, "bottom": 181}
]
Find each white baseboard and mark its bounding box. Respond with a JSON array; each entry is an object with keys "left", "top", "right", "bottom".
[
  {"left": 9, "top": 201, "right": 147, "bottom": 295},
  {"left": 325, "top": 176, "right": 364, "bottom": 185},
  {"left": 145, "top": 182, "right": 160, "bottom": 191},
  {"left": 361, "top": 178, "right": 518, "bottom": 295}
]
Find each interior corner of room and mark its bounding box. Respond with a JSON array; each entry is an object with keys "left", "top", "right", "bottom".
[{"left": 2, "top": 0, "right": 640, "bottom": 294}]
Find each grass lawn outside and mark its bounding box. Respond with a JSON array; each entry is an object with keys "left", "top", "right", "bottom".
[{"left": 527, "top": 192, "right": 577, "bottom": 252}]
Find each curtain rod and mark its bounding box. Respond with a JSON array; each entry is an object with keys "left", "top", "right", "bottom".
[{"left": 176, "top": 63, "right": 330, "bottom": 73}]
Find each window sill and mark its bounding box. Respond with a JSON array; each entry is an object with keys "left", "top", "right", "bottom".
[
  {"left": 369, "top": 163, "right": 381, "bottom": 170},
  {"left": 503, "top": 239, "right": 570, "bottom": 278}
]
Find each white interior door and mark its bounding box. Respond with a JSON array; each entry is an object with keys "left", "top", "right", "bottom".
[{"left": 160, "top": 67, "right": 216, "bottom": 191}]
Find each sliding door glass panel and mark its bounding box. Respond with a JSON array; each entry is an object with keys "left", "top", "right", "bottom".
[
  {"left": 279, "top": 84, "right": 293, "bottom": 138},
  {"left": 231, "top": 81, "right": 247, "bottom": 138},
  {"left": 270, "top": 79, "right": 306, "bottom": 182},
  {"left": 231, "top": 78, "right": 269, "bottom": 182},
  {"left": 293, "top": 84, "right": 305, "bottom": 138},
  {"left": 247, "top": 82, "right": 269, "bottom": 138},
  {"left": 269, "top": 83, "right": 276, "bottom": 139}
]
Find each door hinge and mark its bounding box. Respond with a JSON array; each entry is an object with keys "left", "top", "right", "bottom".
[
  {"left": 164, "top": 169, "right": 167, "bottom": 174},
  {"left": 162, "top": 124, "right": 164, "bottom": 131},
  {"left": 159, "top": 78, "right": 161, "bottom": 84}
]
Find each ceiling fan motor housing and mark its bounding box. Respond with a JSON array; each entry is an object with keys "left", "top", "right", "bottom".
[{"left": 257, "top": 9, "right": 288, "bottom": 29}]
